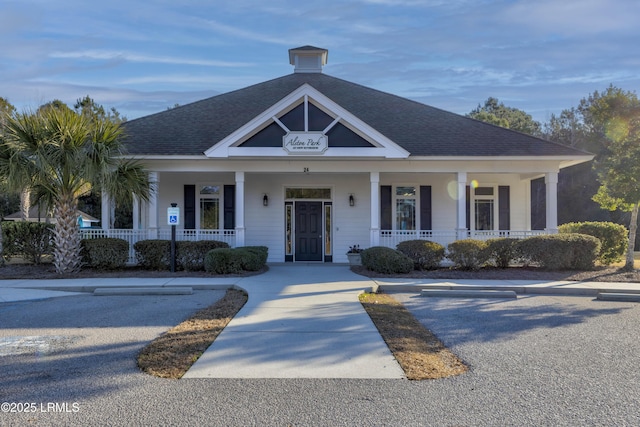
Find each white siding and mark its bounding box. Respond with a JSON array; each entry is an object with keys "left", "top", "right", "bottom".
[
  {"left": 244, "top": 173, "right": 370, "bottom": 263},
  {"left": 143, "top": 170, "right": 536, "bottom": 263}
]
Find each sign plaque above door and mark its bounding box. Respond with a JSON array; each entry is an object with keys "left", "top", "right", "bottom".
[{"left": 282, "top": 132, "right": 328, "bottom": 155}]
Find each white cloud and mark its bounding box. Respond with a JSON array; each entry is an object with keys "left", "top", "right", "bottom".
[
  {"left": 49, "top": 50, "right": 253, "bottom": 68},
  {"left": 500, "top": 0, "right": 640, "bottom": 36}
]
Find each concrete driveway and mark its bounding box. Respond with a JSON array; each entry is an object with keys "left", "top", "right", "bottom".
[{"left": 1, "top": 281, "right": 639, "bottom": 425}]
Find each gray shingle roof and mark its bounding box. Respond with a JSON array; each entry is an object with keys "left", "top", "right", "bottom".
[{"left": 122, "top": 73, "right": 588, "bottom": 157}]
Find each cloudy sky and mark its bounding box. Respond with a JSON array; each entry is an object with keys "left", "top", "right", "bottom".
[{"left": 1, "top": 0, "right": 639, "bottom": 123}]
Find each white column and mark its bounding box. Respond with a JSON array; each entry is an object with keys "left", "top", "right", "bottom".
[
  {"left": 101, "top": 192, "right": 110, "bottom": 231},
  {"left": 235, "top": 171, "right": 245, "bottom": 247},
  {"left": 148, "top": 172, "right": 159, "bottom": 239},
  {"left": 370, "top": 172, "right": 380, "bottom": 247},
  {"left": 456, "top": 172, "right": 467, "bottom": 240},
  {"left": 132, "top": 196, "right": 140, "bottom": 230},
  {"left": 545, "top": 172, "right": 559, "bottom": 234}
]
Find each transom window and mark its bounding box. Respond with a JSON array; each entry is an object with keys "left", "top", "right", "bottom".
[{"left": 285, "top": 188, "right": 332, "bottom": 199}]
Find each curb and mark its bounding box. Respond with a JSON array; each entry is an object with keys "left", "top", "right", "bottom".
[
  {"left": 597, "top": 292, "right": 640, "bottom": 302},
  {"left": 93, "top": 287, "right": 193, "bottom": 296},
  {"left": 421, "top": 289, "right": 517, "bottom": 299}
]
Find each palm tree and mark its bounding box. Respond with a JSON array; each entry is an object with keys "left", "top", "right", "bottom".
[{"left": 0, "top": 107, "right": 152, "bottom": 274}]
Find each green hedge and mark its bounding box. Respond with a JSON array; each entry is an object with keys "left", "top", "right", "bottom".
[
  {"left": 204, "top": 248, "right": 243, "bottom": 274},
  {"left": 204, "top": 246, "right": 268, "bottom": 274},
  {"left": 2, "top": 221, "right": 54, "bottom": 264},
  {"left": 134, "top": 239, "right": 230, "bottom": 270},
  {"left": 396, "top": 239, "right": 445, "bottom": 270},
  {"left": 239, "top": 246, "right": 269, "bottom": 271},
  {"left": 81, "top": 238, "right": 129, "bottom": 269},
  {"left": 176, "top": 240, "right": 230, "bottom": 271},
  {"left": 360, "top": 246, "right": 413, "bottom": 274},
  {"left": 134, "top": 240, "right": 170, "bottom": 270},
  {"left": 485, "top": 238, "right": 520, "bottom": 269},
  {"left": 446, "top": 239, "right": 490, "bottom": 270},
  {"left": 517, "top": 234, "right": 601, "bottom": 270},
  {"left": 558, "top": 221, "right": 627, "bottom": 265}
]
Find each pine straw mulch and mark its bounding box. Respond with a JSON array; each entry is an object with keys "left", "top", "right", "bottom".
[
  {"left": 359, "top": 291, "right": 468, "bottom": 380},
  {"left": 136, "top": 287, "right": 468, "bottom": 380},
  {"left": 137, "top": 289, "right": 248, "bottom": 379},
  {"left": 351, "top": 265, "right": 640, "bottom": 283}
]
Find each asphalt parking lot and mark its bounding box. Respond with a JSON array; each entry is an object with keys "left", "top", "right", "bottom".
[{"left": 1, "top": 291, "right": 639, "bottom": 426}]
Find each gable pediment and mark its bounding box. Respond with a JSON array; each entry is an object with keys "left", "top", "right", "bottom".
[{"left": 204, "top": 84, "right": 409, "bottom": 158}]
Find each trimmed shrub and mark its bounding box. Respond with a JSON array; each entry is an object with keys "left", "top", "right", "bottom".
[
  {"left": 2, "top": 221, "right": 54, "bottom": 264},
  {"left": 81, "top": 238, "right": 128, "bottom": 269},
  {"left": 176, "top": 240, "right": 229, "bottom": 271},
  {"left": 517, "top": 234, "right": 601, "bottom": 270},
  {"left": 203, "top": 246, "right": 268, "bottom": 273},
  {"left": 239, "top": 246, "right": 268, "bottom": 271},
  {"left": 447, "top": 239, "right": 490, "bottom": 270},
  {"left": 559, "top": 221, "right": 628, "bottom": 265},
  {"left": 204, "top": 248, "right": 243, "bottom": 274},
  {"left": 134, "top": 239, "right": 171, "bottom": 270},
  {"left": 396, "top": 239, "right": 445, "bottom": 270},
  {"left": 236, "top": 248, "right": 261, "bottom": 271},
  {"left": 360, "top": 246, "right": 414, "bottom": 274},
  {"left": 485, "top": 238, "right": 520, "bottom": 268}
]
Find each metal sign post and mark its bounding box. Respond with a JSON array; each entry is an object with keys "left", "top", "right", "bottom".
[{"left": 167, "top": 203, "right": 180, "bottom": 273}]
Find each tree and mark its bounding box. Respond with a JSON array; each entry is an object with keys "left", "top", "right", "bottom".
[
  {"left": 0, "top": 97, "right": 20, "bottom": 265},
  {"left": 74, "top": 95, "right": 126, "bottom": 123},
  {"left": 0, "top": 97, "right": 16, "bottom": 127},
  {"left": 0, "top": 106, "right": 152, "bottom": 274},
  {"left": 583, "top": 86, "right": 640, "bottom": 270},
  {"left": 467, "top": 97, "right": 542, "bottom": 136},
  {"left": 542, "top": 107, "right": 613, "bottom": 225}
]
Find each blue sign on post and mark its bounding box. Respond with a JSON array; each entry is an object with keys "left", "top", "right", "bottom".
[
  {"left": 168, "top": 204, "right": 179, "bottom": 273},
  {"left": 167, "top": 207, "right": 180, "bottom": 226}
]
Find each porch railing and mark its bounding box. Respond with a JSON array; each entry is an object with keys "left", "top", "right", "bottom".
[
  {"left": 379, "top": 229, "right": 547, "bottom": 248},
  {"left": 467, "top": 230, "right": 548, "bottom": 240},
  {"left": 80, "top": 229, "right": 236, "bottom": 264},
  {"left": 379, "top": 230, "right": 458, "bottom": 248},
  {"left": 80, "top": 228, "right": 547, "bottom": 265}
]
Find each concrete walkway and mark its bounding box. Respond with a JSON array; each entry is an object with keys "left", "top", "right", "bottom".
[
  {"left": 2, "top": 265, "right": 640, "bottom": 379},
  {"left": 183, "top": 265, "right": 405, "bottom": 378}
]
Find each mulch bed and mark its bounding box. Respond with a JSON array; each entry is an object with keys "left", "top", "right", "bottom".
[
  {"left": 137, "top": 289, "right": 248, "bottom": 379},
  {"left": 0, "top": 263, "right": 268, "bottom": 279},
  {"left": 360, "top": 292, "right": 468, "bottom": 380},
  {"left": 350, "top": 265, "right": 640, "bottom": 283},
  {"left": 2, "top": 262, "right": 639, "bottom": 282}
]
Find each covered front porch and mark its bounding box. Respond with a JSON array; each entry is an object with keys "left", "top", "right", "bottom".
[
  {"left": 81, "top": 227, "right": 549, "bottom": 265},
  {"left": 92, "top": 168, "right": 561, "bottom": 265}
]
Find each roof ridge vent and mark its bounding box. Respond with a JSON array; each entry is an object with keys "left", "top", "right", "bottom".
[{"left": 288, "top": 46, "right": 328, "bottom": 73}]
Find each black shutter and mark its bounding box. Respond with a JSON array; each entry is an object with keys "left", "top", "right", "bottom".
[
  {"left": 465, "top": 186, "right": 470, "bottom": 230},
  {"left": 420, "top": 186, "right": 432, "bottom": 230},
  {"left": 224, "top": 185, "right": 235, "bottom": 230},
  {"left": 499, "top": 186, "right": 510, "bottom": 230},
  {"left": 381, "top": 186, "right": 392, "bottom": 230},
  {"left": 184, "top": 185, "right": 195, "bottom": 229},
  {"left": 530, "top": 178, "right": 546, "bottom": 230}
]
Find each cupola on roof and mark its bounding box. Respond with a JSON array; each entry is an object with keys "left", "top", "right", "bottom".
[{"left": 288, "top": 45, "right": 328, "bottom": 73}]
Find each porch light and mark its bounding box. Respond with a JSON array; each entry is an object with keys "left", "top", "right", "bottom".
[
  {"left": 349, "top": 194, "right": 355, "bottom": 207},
  {"left": 263, "top": 194, "right": 269, "bottom": 206}
]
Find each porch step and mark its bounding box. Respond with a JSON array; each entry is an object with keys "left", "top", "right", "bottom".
[
  {"left": 93, "top": 287, "right": 193, "bottom": 296},
  {"left": 421, "top": 289, "right": 517, "bottom": 299},
  {"left": 597, "top": 292, "right": 640, "bottom": 302}
]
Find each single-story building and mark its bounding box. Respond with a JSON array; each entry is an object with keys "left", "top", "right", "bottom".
[
  {"left": 94, "top": 46, "right": 593, "bottom": 264},
  {"left": 6, "top": 206, "right": 99, "bottom": 228}
]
